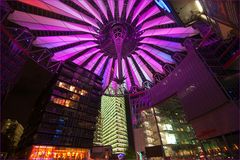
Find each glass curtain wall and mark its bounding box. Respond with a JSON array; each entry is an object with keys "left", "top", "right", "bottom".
[{"left": 141, "top": 97, "right": 200, "bottom": 159}]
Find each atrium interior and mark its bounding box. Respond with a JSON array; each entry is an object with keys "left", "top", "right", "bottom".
[{"left": 1, "top": 0, "right": 239, "bottom": 159}]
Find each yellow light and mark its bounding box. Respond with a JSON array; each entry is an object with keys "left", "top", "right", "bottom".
[
  {"left": 67, "top": 152, "right": 71, "bottom": 156},
  {"left": 233, "top": 144, "right": 239, "bottom": 150},
  {"left": 195, "top": 0, "right": 203, "bottom": 13}
]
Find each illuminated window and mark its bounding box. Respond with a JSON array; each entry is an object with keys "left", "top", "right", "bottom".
[
  {"left": 70, "top": 86, "right": 75, "bottom": 92},
  {"left": 56, "top": 81, "right": 88, "bottom": 96},
  {"left": 57, "top": 81, "right": 70, "bottom": 90},
  {"left": 145, "top": 130, "right": 153, "bottom": 136},
  {"left": 162, "top": 124, "right": 173, "bottom": 130},
  {"left": 79, "top": 89, "right": 87, "bottom": 96},
  {"left": 70, "top": 94, "right": 80, "bottom": 101},
  {"left": 51, "top": 96, "right": 77, "bottom": 108},
  {"left": 165, "top": 133, "right": 176, "bottom": 144},
  {"left": 147, "top": 137, "right": 154, "bottom": 143},
  {"left": 65, "top": 100, "right": 71, "bottom": 107}
]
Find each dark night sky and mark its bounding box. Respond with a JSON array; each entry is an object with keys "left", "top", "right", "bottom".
[{"left": 2, "top": 59, "right": 53, "bottom": 128}]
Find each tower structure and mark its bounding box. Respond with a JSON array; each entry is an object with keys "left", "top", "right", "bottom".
[{"left": 101, "top": 95, "right": 128, "bottom": 154}]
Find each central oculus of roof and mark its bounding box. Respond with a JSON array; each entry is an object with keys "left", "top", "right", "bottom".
[{"left": 100, "top": 22, "right": 137, "bottom": 58}]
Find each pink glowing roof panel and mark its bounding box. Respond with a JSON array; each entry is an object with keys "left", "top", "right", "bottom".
[
  {"left": 73, "top": 48, "right": 100, "bottom": 65},
  {"left": 140, "top": 16, "right": 175, "bottom": 31},
  {"left": 95, "top": 0, "right": 108, "bottom": 20},
  {"left": 84, "top": 53, "right": 104, "bottom": 70},
  {"left": 132, "top": 54, "right": 153, "bottom": 81},
  {"left": 102, "top": 58, "right": 113, "bottom": 89},
  {"left": 140, "top": 37, "right": 186, "bottom": 52},
  {"left": 132, "top": 0, "right": 152, "bottom": 22},
  {"left": 136, "top": 50, "right": 164, "bottom": 73},
  {"left": 137, "top": 5, "right": 161, "bottom": 26},
  {"left": 141, "top": 27, "right": 198, "bottom": 38}
]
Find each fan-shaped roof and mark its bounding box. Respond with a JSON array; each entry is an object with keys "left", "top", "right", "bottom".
[{"left": 7, "top": 0, "right": 198, "bottom": 92}]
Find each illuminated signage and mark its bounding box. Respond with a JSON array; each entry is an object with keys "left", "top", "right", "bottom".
[{"left": 29, "top": 145, "right": 89, "bottom": 160}]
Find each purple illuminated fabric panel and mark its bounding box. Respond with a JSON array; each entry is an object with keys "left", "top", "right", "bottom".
[
  {"left": 139, "top": 16, "right": 175, "bottom": 31},
  {"left": 107, "top": 0, "right": 115, "bottom": 19},
  {"left": 7, "top": 0, "right": 198, "bottom": 91},
  {"left": 126, "top": 0, "right": 137, "bottom": 19},
  {"left": 95, "top": 56, "right": 108, "bottom": 75},
  {"left": 118, "top": 0, "right": 124, "bottom": 18},
  {"left": 102, "top": 58, "right": 113, "bottom": 89},
  {"left": 138, "top": 44, "right": 175, "bottom": 64},
  {"left": 95, "top": 0, "right": 108, "bottom": 20},
  {"left": 85, "top": 53, "right": 104, "bottom": 70},
  {"left": 73, "top": 48, "right": 100, "bottom": 65},
  {"left": 132, "top": 54, "right": 153, "bottom": 81},
  {"left": 140, "top": 37, "right": 185, "bottom": 52},
  {"left": 123, "top": 59, "right": 132, "bottom": 90},
  {"left": 132, "top": 0, "right": 152, "bottom": 22},
  {"left": 33, "top": 34, "right": 96, "bottom": 48},
  {"left": 136, "top": 50, "right": 164, "bottom": 73},
  {"left": 140, "top": 27, "right": 197, "bottom": 38},
  {"left": 137, "top": 5, "right": 161, "bottom": 26}
]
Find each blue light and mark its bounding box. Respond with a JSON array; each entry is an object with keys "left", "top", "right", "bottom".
[
  {"left": 55, "top": 129, "right": 62, "bottom": 133},
  {"left": 118, "top": 153, "right": 125, "bottom": 160},
  {"left": 155, "top": 0, "right": 171, "bottom": 13}
]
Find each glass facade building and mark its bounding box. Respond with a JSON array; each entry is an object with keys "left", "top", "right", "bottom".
[
  {"left": 139, "top": 97, "right": 199, "bottom": 159},
  {"left": 19, "top": 62, "right": 102, "bottom": 158}
]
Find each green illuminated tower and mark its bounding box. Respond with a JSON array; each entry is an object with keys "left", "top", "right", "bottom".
[{"left": 101, "top": 95, "right": 128, "bottom": 154}]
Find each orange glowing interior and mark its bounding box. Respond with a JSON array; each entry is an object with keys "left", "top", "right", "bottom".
[{"left": 29, "top": 145, "right": 89, "bottom": 160}]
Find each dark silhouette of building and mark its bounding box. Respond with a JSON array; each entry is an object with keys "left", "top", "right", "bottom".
[{"left": 18, "top": 62, "right": 102, "bottom": 159}]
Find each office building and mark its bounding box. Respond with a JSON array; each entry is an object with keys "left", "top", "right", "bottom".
[
  {"left": 18, "top": 62, "right": 102, "bottom": 159},
  {"left": 101, "top": 95, "right": 128, "bottom": 154}
]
